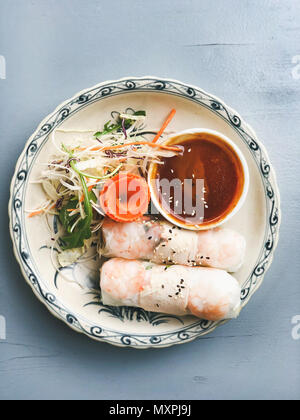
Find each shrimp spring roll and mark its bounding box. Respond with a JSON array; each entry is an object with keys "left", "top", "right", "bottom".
[
  {"left": 101, "top": 218, "right": 246, "bottom": 273},
  {"left": 100, "top": 258, "right": 241, "bottom": 321}
]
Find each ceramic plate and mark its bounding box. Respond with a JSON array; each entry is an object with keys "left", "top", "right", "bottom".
[{"left": 9, "top": 77, "right": 281, "bottom": 348}]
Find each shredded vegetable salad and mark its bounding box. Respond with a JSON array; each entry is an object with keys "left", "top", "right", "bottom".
[{"left": 28, "top": 108, "right": 179, "bottom": 268}]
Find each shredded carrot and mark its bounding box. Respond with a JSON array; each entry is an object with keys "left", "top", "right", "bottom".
[
  {"left": 67, "top": 208, "right": 78, "bottom": 212},
  {"left": 152, "top": 109, "right": 176, "bottom": 143},
  {"left": 28, "top": 203, "right": 56, "bottom": 218},
  {"left": 28, "top": 210, "right": 44, "bottom": 218},
  {"left": 76, "top": 110, "right": 177, "bottom": 153},
  {"left": 77, "top": 141, "right": 181, "bottom": 153}
]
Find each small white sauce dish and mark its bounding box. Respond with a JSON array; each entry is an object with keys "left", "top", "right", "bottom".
[{"left": 148, "top": 128, "right": 250, "bottom": 231}]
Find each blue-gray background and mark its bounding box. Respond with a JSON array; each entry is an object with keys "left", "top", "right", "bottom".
[{"left": 0, "top": 0, "right": 299, "bottom": 401}]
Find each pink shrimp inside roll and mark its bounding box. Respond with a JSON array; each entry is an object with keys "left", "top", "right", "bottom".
[
  {"left": 100, "top": 258, "right": 241, "bottom": 321},
  {"left": 101, "top": 219, "right": 245, "bottom": 273},
  {"left": 101, "top": 258, "right": 147, "bottom": 302}
]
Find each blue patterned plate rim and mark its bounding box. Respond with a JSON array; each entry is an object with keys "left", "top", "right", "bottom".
[{"left": 8, "top": 76, "right": 281, "bottom": 348}]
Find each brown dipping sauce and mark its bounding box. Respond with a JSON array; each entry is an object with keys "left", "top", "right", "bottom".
[{"left": 153, "top": 132, "right": 245, "bottom": 227}]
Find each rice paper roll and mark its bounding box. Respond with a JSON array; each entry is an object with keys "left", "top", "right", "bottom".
[
  {"left": 101, "top": 218, "right": 246, "bottom": 273},
  {"left": 100, "top": 258, "right": 241, "bottom": 321}
]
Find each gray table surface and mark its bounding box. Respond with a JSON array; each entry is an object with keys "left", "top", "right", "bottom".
[{"left": 0, "top": 0, "right": 299, "bottom": 401}]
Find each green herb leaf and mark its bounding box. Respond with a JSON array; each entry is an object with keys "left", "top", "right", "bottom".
[
  {"left": 59, "top": 197, "right": 94, "bottom": 250},
  {"left": 94, "top": 121, "right": 122, "bottom": 138},
  {"left": 123, "top": 110, "right": 146, "bottom": 129},
  {"left": 60, "top": 217, "right": 92, "bottom": 250},
  {"left": 59, "top": 200, "right": 80, "bottom": 234},
  {"left": 94, "top": 110, "right": 146, "bottom": 137},
  {"left": 134, "top": 110, "right": 146, "bottom": 116},
  {"left": 59, "top": 173, "right": 96, "bottom": 250}
]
